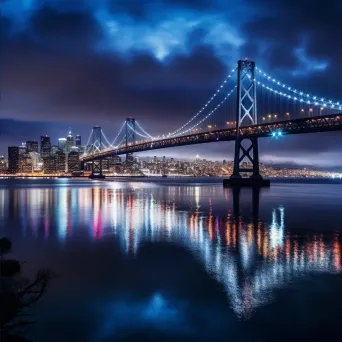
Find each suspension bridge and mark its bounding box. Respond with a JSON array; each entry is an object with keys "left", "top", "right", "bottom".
[{"left": 80, "top": 60, "right": 342, "bottom": 185}]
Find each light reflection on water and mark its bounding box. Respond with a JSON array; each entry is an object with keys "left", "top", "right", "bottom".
[{"left": 1, "top": 180, "right": 342, "bottom": 322}]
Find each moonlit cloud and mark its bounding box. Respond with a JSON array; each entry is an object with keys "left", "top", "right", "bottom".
[
  {"left": 94, "top": 8, "right": 244, "bottom": 61},
  {"left": 292, "top": 47, "right": 329, "bottom": 77}
]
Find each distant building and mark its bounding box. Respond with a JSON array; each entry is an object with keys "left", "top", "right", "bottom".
[
  {"left": 26, "top": 140, "right": 38, "bottom": 153},
  {"left": 8, "top": 146, "right": 20, "bottom": 173},
  {"left": 78, "top": 145, "right": 85, "bottom": 154},
  {"left": 55, "top": 150, "right": 66, "bottom": 173},
  {"left": 108, "top": 156, "right": 121, "bottom": 168},
  {"left": 20, "top": 155, "right": 33, "bottom": 173},
  {"left": 126, "top": 154, "right": 134, "bottom": 165},
  {"left": 51, "top": 145, "right": 59, "bottom": 155},
  {"left": 19, "top": 143, "right": 26, "bottom": 157},
  {"left": 66, "top": 131, "right": 74, "bottom": 152},
  {"left": 43, "top": 156, "right": 56, "bottom": 174},
  {"left": 58, "top": 138, "right": 67, "bottom": 152},
  {"left": 40, "top": 135, "right": 51, "bottom": 159},
  {"left": 67, "top": 150, "right": 80, "bottom": 172},
  {"left": 0, "top": 155, "right": 7, "bottom": 172},
  {"left": 29, "top": 152, "right": 41, "bottom": 171},
  {"left": 76, "top": 135, "right": 81, "bottom": 147}
]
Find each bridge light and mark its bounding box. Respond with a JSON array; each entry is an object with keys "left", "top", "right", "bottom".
[
  {"left": 278, "top": 131, "right": 282, "bottom": 136},
  {"left": 286, "top": 112, "right": 290, "bottom": 116},
  {"left": 262, "top": 117, "right": 266, "bottom": 120},
  {"left": 309, "top": 108, "right": 313, "bottom": 112},
  {"left": 272, "top": 132, "right": 276, "bottom": 137},
  {"left": 301, "top": 109, "right": 304, "bottom": 112},
  {"left": 268, "top": 114, "right": 272, "bottom": 118},
  {"left": 274, "top": 114, "right": 278, "bottom": 118}
]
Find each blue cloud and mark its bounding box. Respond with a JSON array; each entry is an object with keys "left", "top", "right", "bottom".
[
  {"left": 94, "top": 8, "right": 244, "bottom": 61},
  {"left": 292, "top": 47, "right": 329, "bottom": 77}
]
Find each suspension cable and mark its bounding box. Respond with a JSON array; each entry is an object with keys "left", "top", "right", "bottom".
[
  {"left": 174, "top": 86, "right": 237, "bottom": 136},
  {"left": 135, "top": 121, "right": 154, "bottom": 139},
  {"left": 111, "top": 122, "right": 126, "bottom": 146},
  {"left": 256, "top": 67, "right": 342, "bottom": 109},
  {"left": 127, "top": 124, "right": 151, "bottom": 139},
  {"left": 166, "top": 66, "right": 237, "bottom": 137},
  {"left": 101, "top": 130, "right": 113, "bottom": 148}
]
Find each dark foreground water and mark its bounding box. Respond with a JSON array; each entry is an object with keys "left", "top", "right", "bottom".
[{"left": 1, "top": 179, "right": 342, "bottom": 341}]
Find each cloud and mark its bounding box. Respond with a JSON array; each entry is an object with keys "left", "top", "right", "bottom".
[{"left": 291, "top": 47, "right": 329, "bottom": 77}]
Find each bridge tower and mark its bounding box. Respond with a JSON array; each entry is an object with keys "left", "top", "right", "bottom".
[
  {"left": 226, "top": 60, "right": 269, "bottom": 187},
  {"left": 125, "top": 118, "right": 136, "bottom": 165},
  {"left": 90, "top": 126, "right": 105, "bottom": 179}
]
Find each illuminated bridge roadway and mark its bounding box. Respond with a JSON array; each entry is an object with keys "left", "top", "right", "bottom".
[{"left": 80, "top": 113, "right": 342, "bottom": 162}]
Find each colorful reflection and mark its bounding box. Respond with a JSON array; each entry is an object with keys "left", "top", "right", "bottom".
[{"left": 0, "top": 183, "right": 341, "bottom": 319}]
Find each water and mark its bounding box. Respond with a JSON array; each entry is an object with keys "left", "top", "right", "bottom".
[{"left": 1, "top": 179, "right": 342, "bottom": 341}]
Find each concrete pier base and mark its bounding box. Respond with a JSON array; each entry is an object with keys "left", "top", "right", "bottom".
[
  {"left": 223, "top": 177, "right": 270, "bottom": 187},
  {"left": 89, "top": 174, "right": 106, "bottom": 180}
]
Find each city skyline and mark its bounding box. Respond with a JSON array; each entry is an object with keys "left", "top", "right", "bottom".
[
  {"left": 2, "top": 128, "right": 342, "bottom": 171},
  {"left": 1, "top": 0, "right": 342, "bottom": 167}
]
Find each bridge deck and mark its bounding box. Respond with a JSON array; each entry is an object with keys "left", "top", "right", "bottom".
[{"left": 81, "top": 113, "right": 342, "bottom": 161}]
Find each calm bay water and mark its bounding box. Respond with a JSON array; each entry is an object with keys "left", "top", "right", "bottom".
[{"left": 1, "top": 179, "right": 342, "bottom": 341}]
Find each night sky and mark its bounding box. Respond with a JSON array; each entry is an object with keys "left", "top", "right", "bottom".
[{"left": 1, "top": 0, "right": 342, "bottom": 168}]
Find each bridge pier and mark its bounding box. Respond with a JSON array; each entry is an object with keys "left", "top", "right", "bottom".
[
  {"left": 224, "top": 59, "right": 269, "bottom": 188},
  {"left": 224, "top": 136, "right": 269, "bottom": 187},
  {"left": 89, "top": 159, "right": 105, "bottom": 179}
]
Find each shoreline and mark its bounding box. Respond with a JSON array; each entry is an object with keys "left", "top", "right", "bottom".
[{"left": 0, "top": 176, "right": 342, "bottom": 185}]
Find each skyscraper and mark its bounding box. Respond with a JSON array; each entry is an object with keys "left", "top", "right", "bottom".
[
  {"left": 0, "top": 156, "right": 7, "bottom": 172},
  {"left": 29, "top": 152, "right": 41, "bottom": 171},
  {"left": 51, "top": 145, "right": 59, "bottom": 155},
  {"left": 19, "top": 143, "right": 27, "bottom": 157},
  {"left": 8, "top": 146, "right": 20, "bottom": 173},
  {"left": 55, "top": 150, "right": 66, "bottom": 173},
  {"left": 40, "top": 135, "right": 51, "bottom": 159},
  {"left": 58, "top": 138, "right": 67, "bottom": 152},
  {"left": 20, "top": 155, "right": 33, "bottom": 173},
  {"left": 76, "top": 135, "right": 81, "bottom": 147},
  {"left": 66, "top": 131, "right": 74, "bottom": 153},
  {"left": 43, "top": 157, "right": 56, "bottom": 174},
  {"left": 26, "top": 140, "right": 38, "bottom": 153},
  {"left": 67, "top": 149, "right": 80, "bottom": 172}
]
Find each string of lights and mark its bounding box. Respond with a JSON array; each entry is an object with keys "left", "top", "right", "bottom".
[
  {"left": 172, "top": 86, "right": 237, "bottom": 137},
  {"left": 127, "top": 124, "right": 151, "bottom": 139},
  {"left": 255, "top": 67, "right": 342, "bottom": 109},
  {"left": 255, "top": 78, "right": 342, "bottom": 110},
  {"left": 135, "top": 121, "right": 155, "bottom": 139},
  {"left": 114, "top": 135, "right": 127, "bottom": 149},
  {"left": 167, "top": 67, "right": 237, "bottom": 137},
  {"left": 111, "top": 121, "right": 126, "bottom": 146},
  {"left": 84, "top": 129, "right": 94, "bottom": 155},
  {"left": 101, "top": 130, "right": 113, "bottom": 148}
]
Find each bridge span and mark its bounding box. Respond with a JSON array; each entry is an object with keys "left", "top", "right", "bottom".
[
  {"left": 81, "top": 113, "right": 342, "bottom": 162},
  {"left": 81, "top": 60, "right": 342, "bottom": 184}
]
